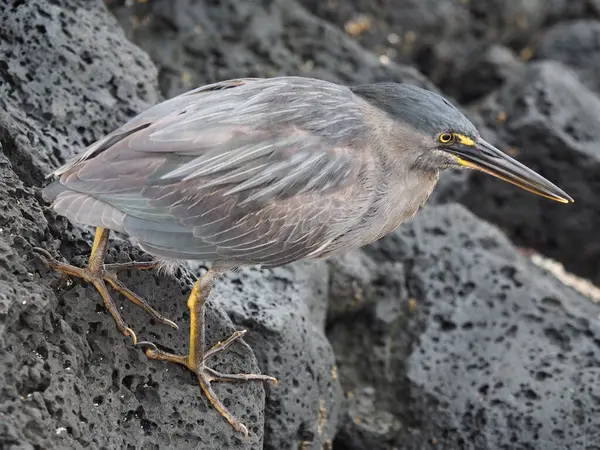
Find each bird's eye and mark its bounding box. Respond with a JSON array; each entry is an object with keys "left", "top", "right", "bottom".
[{"left": 439, "top": 133, "right": 454, "bottom": 144}]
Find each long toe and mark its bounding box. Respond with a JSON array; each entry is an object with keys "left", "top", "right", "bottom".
[
  {"left": 33, "top": 248, "right": 174, "bottom": 341},
  {"left": 33, "top": 247, "right": 137, "bottom": 342},
  {"left": 102, "top": 271, "right": 179, "bottom": 329},
  {"left": 198, "top": 363, "right": 277, "bottom": 437},
  {"left": 103, "top": 260, "right": 162, "bottom": 272},
  {"left": 142, "top": 336, "right": 276, "bottom": 437},
  {"left": 33, "top": 247, "right": 89, "bottom": 280}
]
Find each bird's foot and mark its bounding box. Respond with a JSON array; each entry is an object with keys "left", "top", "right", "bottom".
[
  {"left": 137, "top": 329, "right": 277, "bottom": 437},
  {"left": 32, "top": 247, "right": 178, "bottom": 344}
]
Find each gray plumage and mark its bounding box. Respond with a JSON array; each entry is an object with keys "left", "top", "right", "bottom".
[
  {"left": 43, "top": 77, "right": 476, "bottom": 268},
  {"left": 351, "top": 83, "right": 478, "bottom": 137}
]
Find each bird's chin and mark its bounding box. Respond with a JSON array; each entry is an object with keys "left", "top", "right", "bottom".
[{"left": 416, "top": 150, "right": 463, "bottom": 172}]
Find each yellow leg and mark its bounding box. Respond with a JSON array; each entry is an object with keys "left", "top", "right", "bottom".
[
  {"left": 89, "top": 227, "right": 105, "bottom": 263},
  {"left": 33, "top": 227, "right": 177, "bottom": 344},
  {"left": 138, "top": 269, "right": 277, "bottom": 438}
]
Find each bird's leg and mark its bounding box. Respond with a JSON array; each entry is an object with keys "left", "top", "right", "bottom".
[
  {"left": 32, "top": 227, "right": 178, "bottom": 344},
  {"left": 137, "top": 269, "right": 277, "bottom": 437}
]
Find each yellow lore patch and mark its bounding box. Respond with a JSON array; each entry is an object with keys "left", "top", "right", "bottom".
[{"left": 456, "top": 134, "right": 475, "bottom": 146}]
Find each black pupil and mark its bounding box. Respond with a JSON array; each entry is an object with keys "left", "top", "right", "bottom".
[{"left": 443, "top": 134, "right": 451, "bottom": 142}]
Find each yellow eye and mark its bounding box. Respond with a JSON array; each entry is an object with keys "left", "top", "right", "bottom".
[{"left": 439, "top": 133, "right": 454, "bottom": 144}]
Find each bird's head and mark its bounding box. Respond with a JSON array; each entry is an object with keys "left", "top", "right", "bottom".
[{"left": 352, "top": 83, "right": 573, "bottom": 204}]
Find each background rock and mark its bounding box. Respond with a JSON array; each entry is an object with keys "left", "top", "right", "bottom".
[
  {"left": 297, "top": 0, "right": 595, "bottom": 99},
  {"left": 534, "top": 20, "right": 600, "bottom": 95},
  {"left": 106, "top": 0, "right": 433, "bottom": 99},
  {"left": 456, "top": 45, "right": 524, "bottom": 104}
]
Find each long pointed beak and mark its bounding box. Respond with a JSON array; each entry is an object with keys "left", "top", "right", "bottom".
[{"left": 444, "top": 138, "right": 573, "bottom": 204}]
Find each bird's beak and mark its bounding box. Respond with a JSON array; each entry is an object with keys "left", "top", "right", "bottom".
[{"left": 444, "top": 137, "right": 573, "bottom": 204}]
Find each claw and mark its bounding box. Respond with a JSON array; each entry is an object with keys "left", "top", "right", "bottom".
[
  {"left": 162, "top": 318, "right": 179, "bottom": 330},
  {"left": 239, "top": 423, "right": 249, "bottom": 440},
  {"left": 136, "top": 340, "right": 159, "bottom": 352},
  {"left": 32, "top": 246, "right": 54, "bottom": 262},
  {"left": 124, "top": 327, "right": 138, "bottom": 345}
]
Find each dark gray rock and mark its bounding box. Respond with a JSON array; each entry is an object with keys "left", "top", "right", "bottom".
[
  {"left": 461, "top": 61, "right": 600, "bottom": 285},
  {"left": 216, "top": 263, "right": 342, "bottom": 450},
  {"left": 106, "top": 0, "right": 434, "bottom": 99},
  {"left": 329, "top": 204, "right": 600, "bottom": 450},
  {"left": 534, "top": 20, "right": 600, "bottom": 95},
  {"left": 458, "top": 45, "right": 524, "bottom": 104},
  {"left": 0, "top": 0, "right": 160, "bottom": 184},
  {"left": 429, "top": 170, "right": 472, "bottom": 206},
  {"left": 297, "top": 0, "right": 593, "bottom": 98}
]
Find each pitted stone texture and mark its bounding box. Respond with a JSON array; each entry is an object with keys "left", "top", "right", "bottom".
[
  {"left": 462, "top": 61, "right": 600, "bottom": 285},
  {"left": 2, "top": 158, "right": 270, "bottom": 449},
  {"left": 0, "top": 0, "right": 159, "bottom": 185},
  {"left": 211, "top": 262, "right": 343, "bottom": 450},
  {"left": 33, "top": 249, "right": 269, "bottom": 450},
  {"left": 330, "top": 204, "right": 600, "bottom": 450}
]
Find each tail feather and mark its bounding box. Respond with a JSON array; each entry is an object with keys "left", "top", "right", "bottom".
[
  {"left": 41, "top": 180, "right": 68, "bottom": 203},
  {"left": 51, "top": 191, "right": 126, "bottom": 233},
  {"left": 48, "top": 190, "right": 221, "bottom": 261}
]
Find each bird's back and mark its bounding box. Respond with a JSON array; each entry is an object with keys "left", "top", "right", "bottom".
[{"left": 46, "top": 77, "right": 386, "bottom": 268}]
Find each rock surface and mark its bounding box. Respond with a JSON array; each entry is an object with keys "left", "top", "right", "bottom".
[
  {"left": 329, "top": 204, "right": 600, "bottom": 450},
  {"left": 220, "top": 263, "right": 342, "bottom": 450},
  {"left": 2, "top": 0, "right": 600, "bottom": 449}
]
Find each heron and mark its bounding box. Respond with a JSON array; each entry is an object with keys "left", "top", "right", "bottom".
[{"left": 34, "top": 76, "right": 573, "bottom": 436}]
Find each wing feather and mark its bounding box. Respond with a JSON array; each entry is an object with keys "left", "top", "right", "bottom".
[{"left": 46, "top": 77, "right": 376, "bottom": 265}]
